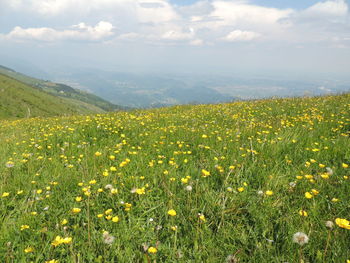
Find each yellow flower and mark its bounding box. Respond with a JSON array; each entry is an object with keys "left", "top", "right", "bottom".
[
  {"left": 199, "top": 214, "right": 206, "bottom": 222},
  {"left": 311, "top": 189, "right": 319, "bottom": 195},
  {"left": 112, "top": 216, "right": 119, "bottom": 223},
  {"left": 24, "top": 247, "right": 34, "bottom": 253},
  {"left": 335, "top": 218, "right": 350, "bottom": 230},
  {"left": 237, "top": 187, "right": 244, "bottom": 193},
  {"left": 265, "top": 190, "right": 273, "bottom": 196},
  {"left": 71, "top": 208, "right": 81, "bottom": 214},
  {"left": 75, "top": 196, "right": 82, "bottom": 202},
  {"left": 105, "top": 209, "right": 113, "bottom": 215},
  {"left": 20, "top": 225, "right": 30, "bottom": 231},
  {"left": 94, "top": 151, "right": 102, "bottom": 157},
  {"left": 45, "top": 260, "right": 59, "bottom": 263},
  {"left": 167, "top": 209, "right": 177, "bottom": 216},
  {"left": 148, "top": 247, "right": 157, "bottom": 254},
  {"left": 61, "top": 219, "right": 68, "bottom": 225},
  {"left": 342, "top": 163, "right": 349, "bottom": 168},
  {"left": 299, "top": 210, "right": 308, "bottom": 217},
  {"left": 1, "top": 192, "right": 10, "bottom": 198},
  {"left": 136, "top": 187, "right": 145, "bottom": 195},
  {"left": 305, "top": 192, "right": 313, "bottom": 199},
  {"left": 51, "top": 236, "right": 72, "bottom": 247},
  {"left": 201, "top": 169, "right": 210, "bottom": 177}
]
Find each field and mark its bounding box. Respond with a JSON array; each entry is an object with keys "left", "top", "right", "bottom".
[{"left": 1, "top": 94, "right": 350, "bottom": 262}]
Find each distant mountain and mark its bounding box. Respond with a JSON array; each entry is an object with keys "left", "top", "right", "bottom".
[
  {"left": 52, "top": 69, "right": 236, "bottom": 108},
  {"left": 0, "top": 65, "right": 124, "bottom": 112}
]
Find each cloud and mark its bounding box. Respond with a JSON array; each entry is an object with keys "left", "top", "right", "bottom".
[
  {"left": 303, "top": 0, "right": 348, "bottom": 17},
  {"left": 161, "top": 28, "right": 194, "bottom": 41},
  {"left": 223, "top": 30, "right": 260, "bottom": 42},
  {"left": 6, "top": 21, "right": 114, "bottom": 42}
]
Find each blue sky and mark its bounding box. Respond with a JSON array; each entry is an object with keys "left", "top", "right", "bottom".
[{"left": 0, "top": 0, "right": 349, "bottom": 78}]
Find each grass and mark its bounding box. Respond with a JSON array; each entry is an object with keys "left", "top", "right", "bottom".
[
  {"left": 0, "top": 74, "right": 106, "bottom": 119},
  {"left": 0, "top": 94, "right": 350, "bottom": 262}
]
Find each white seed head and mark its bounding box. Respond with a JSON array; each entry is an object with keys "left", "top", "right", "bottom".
[
  {"left": 292, "top": 232, "right": 309, "bottom": 246},
  {"left": 325, "top": 221, "right": 334, "bottom": 229}
]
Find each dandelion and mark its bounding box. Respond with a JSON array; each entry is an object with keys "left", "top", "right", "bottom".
[
  {"left": 298, "top": 209, "right": 307, "bottom": 216},
  {"left": 167, "top": 209, "right": 177, "bottom": 216},
  {"left": 292, "top": 232, "right": 309, "bottom": 246},
  {"left": 102, "top": 231, "right": 115, "bottom": 245},
  {"left": 24, "top": 247, "right": 34, "bottom": 253},
  {"left": 71, "top": 208, "right": 81, "bottom": 214},
  {"left": 335, "top": 218, "right": 350, "bottom": 230},
  {"left": 148, "top": 246, "right": 157, "bottom": 254},
  {"left": 265, "top": 190, "right": 273, "bottom": 196},
  {"left": 304, "top": 192, "right": 313, "bottom": 199},
  {"left": 325, "top": 221, "right": 334, "bottom": 229},
  {"left": 185, "top": 185, "right": 193, "bottom": 191},
  {"left": 112, "top": 216, "right": 119, "bottom": 223}
]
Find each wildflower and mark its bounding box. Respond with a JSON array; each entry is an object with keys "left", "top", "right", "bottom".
[
  {"left": 148, "top": 247, "right": 157, "bottom": 254},
  {"left": 201, "top": 169, "right": 210, "bottom": 177},
  {"left": 112, "top": 216, "right": 119, "bottom": 223},
  {"left": 135, "top": 187, "right": 145, "bottom": 195},
  {"left": 168, "top": 209, "right": 177, "bottom": 216},
  {"left": 20, "top": 225, "right": 30, "bottom": 231},
  {"left": 51, "top": 236, "right": 72, "bottom": 247},
  {"left": 71, "top": 208, "right": 81, "bottom": 214},
  {"left": 75, "top": 196, "right": 82, "bottom": 202},
  {"left": 299, "top": 210, "right": 308, "bottom": 217},
  {"left": 95, "top": 151, "right": 102, "bottom": 157},
  {"left": 237, "top": 187, "right": 244, "bottom": 192},
  {"left": 292, "top": 232, "right": 309, "bottom": 246},
  {"left": 61, "top": 219, "right": 68, "bottom": 225},
  {"left": 45, "top": 259, "right": 59, "bottom": 263},
  {"left": 265, "top": 190, "right": 273, "bottom": 196},
  {"left": 304, "top": 192, "right": 313, "bottom": 199},
  {"left": 335, "top": 218, "right": 350, "bottom": 230},
  {"left": 198, "top": 213, "right": 206, "bottom": 222},
  {"left": 1, "top": 192, "right": 10, "bottom": 198},
  {"left": 24, "top": 247, "right": 34, "bottom": 253},
  {"left": 342, "top": 163, "right": 349, "bottom": 168},
  {"left": 5, "top": 161, "right": 14, "bottom": 168}
]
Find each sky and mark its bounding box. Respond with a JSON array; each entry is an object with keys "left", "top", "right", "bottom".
[{"left": 0, "top": 0, "right": 349, "bottom": 79}]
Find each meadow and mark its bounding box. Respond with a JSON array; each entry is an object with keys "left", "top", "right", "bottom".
[{"left": 0, "top": 94, "right": 350, "bottom": 262}]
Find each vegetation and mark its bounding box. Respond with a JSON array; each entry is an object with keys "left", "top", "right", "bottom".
[
  {"left": 0, "top": 94, "right": 350, "bottom": 262},
  {"left": 0, "top": 66, "right": 123, "bottom": 112}
]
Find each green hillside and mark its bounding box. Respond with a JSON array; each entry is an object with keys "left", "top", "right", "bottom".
[
  {"left": 0, "top": 65, "right": 122, "bottom": 112},
  {"left": 0, "top": 73, "right": 106, "bottom": 119},
  {"left": 0, "top": 94, "right": 350, "bottom": 262}
]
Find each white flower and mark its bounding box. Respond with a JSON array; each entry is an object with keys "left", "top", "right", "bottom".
[
  {"left": 257, "top": 190, "right": 264, "bottom": 196},
  {"left": 292, "top": 232, "right": 309, "bottom": 246},
  {"left": 289, "top": 182, "right": 296, "bottom": 188}
]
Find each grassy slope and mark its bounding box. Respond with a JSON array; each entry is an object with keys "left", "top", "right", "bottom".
[
  {"left": 0, "top": 94, "right": 349, "bottom": 262},
  {"left": 0, "top": 74, "right": 104, "bottom": 119},
  {"left": 0, "top": 65, "right": 122, "bottom": 112}
]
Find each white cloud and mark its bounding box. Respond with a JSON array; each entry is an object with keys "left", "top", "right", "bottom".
[
  {"left": 303, "top": 0, "right": 348, "bottom": 17},
  {"left": 6, "top": 21, "right": 114, "bottom": 42},
  {"left": 161, "top": 28, "right": 194, "bottom": 41},
  {"left": 208, "top": 1, "right": 293, "bottom": 28},
  {"left": 223, "top": 30, "right": 260, "bottom": 42}
]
